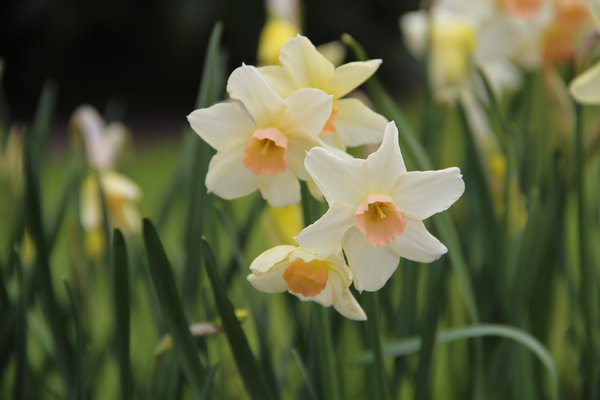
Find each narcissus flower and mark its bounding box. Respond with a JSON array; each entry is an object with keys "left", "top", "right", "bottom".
[
  {"left": 188, "top": 64, "right": 332, "bottom": 206},
  {"left": 247, "top": 245, "right": 366, "bottom": 320},
  {"left": 259, "top": 35, "right": 387, "bottom": 149},
  {"left": 295, "top": 122, "right": 465, "bottom": 292}
]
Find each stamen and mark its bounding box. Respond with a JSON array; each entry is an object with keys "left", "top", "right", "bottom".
[
  {"left": 354, "top": 194, "right": 407, "bottom": 246},
  {"left": 243, "top": 127, "right": 289, "bottom": 175}
]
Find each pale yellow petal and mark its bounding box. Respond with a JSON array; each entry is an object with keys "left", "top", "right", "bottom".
[
  {"left": 327, "top": 60, "right": 382, "bottom": 99},
  {"left": 570, "top": 60, "right": 600, "bottom": 104},
  {"left": 279, "top": 35, "right": 335, "bottom": 89}
]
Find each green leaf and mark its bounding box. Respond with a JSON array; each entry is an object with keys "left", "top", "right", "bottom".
[
  {"left": 200, "top": 238, "right": 277, "bottom": 400},
  {"left": 31, "top": 81, "right": 57, "bottom": 159},
  {"left": 63, "top": 279, "right": 86, "bottom": 399},
  {"left": 112, "top": 229, "right": 131, "bottom": 400},
  {"left": 142, "top": 219, "right": 206, "bottom": 397},
  {"left": 359, "top": 324, "right": 559, "bottom": 400},
  {"left": 364, "top": 293, "right": 390, "bottom": 400},
  {"left": 24, "top": 125, "right": 74, "bottom": 384}
]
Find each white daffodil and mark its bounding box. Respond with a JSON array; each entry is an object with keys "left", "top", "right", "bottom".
[
  {"left": 247, "top": 245, "right": 366, "bottom": 320},
  {"left": 71, "top": 105, "right": 127, "bottom": 171},
  {"left": 295, "top": 122, "right": 465, "bottom": 292},
  {"left": 259, "top": 35, "right": 387, "bottom": 150},
  {"left": 401, "top": 4, "right": 522, "bottom": 103},
  {"left": 188, "top": 64, "right": 332, "bottom": 207},
  {"left": 81, "top": 171, "right": 142, "bottom": 235}
]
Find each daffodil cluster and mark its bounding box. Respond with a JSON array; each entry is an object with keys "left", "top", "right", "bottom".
[
  {"left": 71, "top": 105, "right": 142, "bottom": 257},
  {"left": 188, "top": 36, "right": 465, "bottom": 320}
]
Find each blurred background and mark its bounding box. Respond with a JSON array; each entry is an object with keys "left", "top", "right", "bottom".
[{"left": 0, "top": 0, "right": 420, "bottom": 135}]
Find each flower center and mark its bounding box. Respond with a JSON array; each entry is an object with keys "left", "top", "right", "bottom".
[
  {"left": 321, "top": 103, "right": 339, "bottom": 135},
  {"left": 283, "top": 258, "right": 329, "bottom": 297},
  {"left": 242, "top": 127, "right": 288, "bottom": 175},
  {"left": 500, "top": 0, "right": 544, "bottom": 18},
  {"left": 354, "top": 194, "right": 407, "bottom": 246}
]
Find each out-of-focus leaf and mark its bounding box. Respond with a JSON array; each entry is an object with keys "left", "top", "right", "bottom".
[
  {"left": 112, "top": 229, "right": 131, "bottom": 400},
  {"left": 200, "top": 238, "right": 277, "bottom": 400}
]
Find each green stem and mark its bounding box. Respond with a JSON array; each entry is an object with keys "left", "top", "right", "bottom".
[
  {"left": 575, "top": 103, "right": 598, "bottom": 399},
  {"left": 315, "top": 306, "right": 342, "bottom": 400},
  {"left": 365, "top": 293, "right": 390, "bottom": 400}
]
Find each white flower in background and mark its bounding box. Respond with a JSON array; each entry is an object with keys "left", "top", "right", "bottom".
[
  {"left": 70, "top": 105, "right": 142, "bottom": 257},
  {"left": 71, "top": 105, "right": 128, "bottom": 171},
  {"left": 188, "top": 64, "right": 332, "bottom": 207},
  {"left": 247, "top": 245, "right": 366, "bottom": 320},
  {"left": 295, "top": 122, "right": 465, "bottom": 292},
  {"left": 259, "top": 35, "right": 387, "bottom": 150},
  {"left": 401, "top": 1, "right": 523, "bottom": 103}
]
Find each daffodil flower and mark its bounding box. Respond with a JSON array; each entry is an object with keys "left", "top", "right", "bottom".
[
  {"left": 295, "top": 122, "right": 465, "bottom": 292},
  {"left": 188, "top": 64, "right": 332, "bottom": 206},
  {"left": 259, "top": 35, "right": 387, "bottom": 149},
  {"left": 247, "top": 245, "right": 366, "bottom": 320}
]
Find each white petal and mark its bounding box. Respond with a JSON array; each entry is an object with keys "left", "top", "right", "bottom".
[
  {"left": 187, "top": 102, "right": 254, "bottom": 151},
  {"left": 279, "top": 88, "right": 332, "bottom": 140},
  {"left": 279, "top": 35, "right": 335, "bottom": 88},
  {"left": 294, "top": 203, "right": 355, "bottom": 255},
  {"left": 80, "top": 175, "right": 101, "bottom": 230},
  {"left": 335, "top": 98, "right": 387, "bottom": 147},
  {"left": 256, "top": 170, "right": 300, "bottom": 206},
  {"left": 331, "top": 277, "right": 367, "bottom": 320},
  {"left": 343, "top": 228, "right": 400, "bottom": 292},
  {"left": 247, "top": 265, "right": 289, "bottom": 293},
  {"left": 392, "top": 168, "right": 464, "bottom": 220},
  {"left": 227, "top": 65, "right": 285, "bottom": 126},
  {"left": 327, "top": 60, "right": 382, "bottom": 99},
  {"left": 304, "top": 147, "right": 367, "bottom": 206},
  {"left": 258, "top": 65, "right": 297, "bottom": 98},
  {"left": 249, "top": 245, "right": 296, "bottom": 273},
  {"left": 298, "top": 281, "right": 335, "bottom": 307},
  {"left": 570, "top": 60, "right": 600, "bottom": 104},
  {"left": 100, "top": 171, "right": 142, "bottom": 201},
  {"left": 390, "top": 218, "right": 447, "bottom": 263},
  {"left": 285, "top": 137, "right": 313, "bottom": 181},
  {"left": 205, "top": 147, "right": 258, "bottom": 200},
  {"left": 365, "top": 121, "right": 407, "bottom": 192}
]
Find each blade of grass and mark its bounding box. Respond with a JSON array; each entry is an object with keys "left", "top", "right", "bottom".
[
  {"left": 63, "top": 279, "right": 86, "bottom": 400},
  {"left": 142, "top": 219, "right": 207, "bottom": 397},
  {"left": 181, "top": 22, "right": 225, "bottom": 317},
  {"left": 31, "top": 81, "right": 57, "bottom": 159},
  {"left": 364, "top": 292, "right": 390, "bottom": 400},
  {"left": 291, "top": 349, "right": 318, "bottom": 400},
  {"left": 24, "top": 127, "right": 74, "bottom": 384},
  {"left": 200, "top": 238, "right": 277, "bottom": 400},
  {"left": 414, "top": 261, "right": 446, "bottom": 400},
  {"left": 13, "top": 253, "right": 28, "bottom": 400},
  {"left": 359, "top": 324, "right": 559, "bottom": 400},
  {"left": 112, "top": 229, "right": 131, "bottom": 400},
  {"left": 574, "top": 102, "right": 598, "bottom": 400}
]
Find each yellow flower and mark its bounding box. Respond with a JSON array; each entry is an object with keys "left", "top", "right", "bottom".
[{"left": 258, "top": 18, "right": 299, "bottom": 66}]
